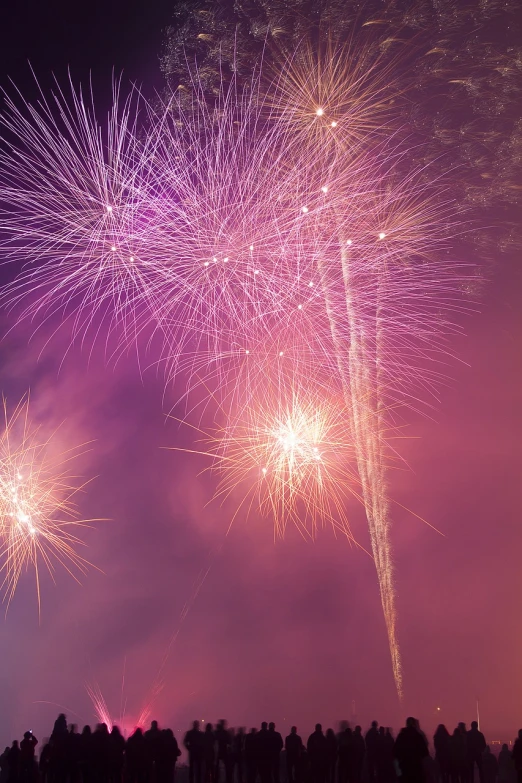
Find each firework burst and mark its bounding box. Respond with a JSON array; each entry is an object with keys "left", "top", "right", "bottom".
[{"left": 0, "top": 395, "right": 99, "bottom": 613}]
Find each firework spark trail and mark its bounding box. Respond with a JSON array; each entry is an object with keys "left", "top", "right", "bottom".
[{"left": 0, "top": 395, "right": 101, "bottom": 613}]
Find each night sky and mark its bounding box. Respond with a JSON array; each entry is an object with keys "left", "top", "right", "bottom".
[{"left": 0, "top": 0, "right": 521, "bottom": 750}]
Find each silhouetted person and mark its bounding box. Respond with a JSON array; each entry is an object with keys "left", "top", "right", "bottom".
[
  {"left": 393, "top": 717, "right": 428, "bottom": 783},
  {"left": 467, "top": 723, "right": 486, "bottom": 783},
  {"left": 92, "top": 724, "right": 111, "bottom": 783},
  {"left": 7, "top": 742, "right": 20, "bottom": 783},
  {"left": 156, "top": 729, "right": 181, "bottom": 783},
  {"left": 336, "top": 724, "right": 351, "bottom": 783},
  {"left": 234, "top": 729, "right": 246, "bottom": 783},
  {"left": 285, "top": 728, "right": 303, "bottom": 783},
  {"left": 244, "top": 730, "right": 258, "bottom": 783},
  {"left": 79, "top": 727, "right": 93, "bottom": 783},
  {"left": 365, "top": 724, "right": 380, "bottom": 783},
  {"left": 434, "top": 726, "right": 451, "bottom": 783},
  {"left": 325, "top": 731, "right": 337, "bottom": 783},
  {"left": 20, "top": 733, "right": 37, "bottom": 783},
  {"left": 214, "top": 721, "right": 232, "bottom": 783},
  {"left": 108, "top": 727, "right": 125, "bottom": 783},
  {"left": 307, "top": 725, "right": 328, "bottom": 783},
  {"left": 513, "top": 731, "right": 522, "bottom": 783},
  {"left": 0, "top": 749, "right": 10, "bottom": 783},
  {"left": 482, "top": 747, "right": 498, "bottom": 783},
  {"left": 498, "top": 745, "right": 514, "bottom": 783},
  {"left": 257, "top": 724, "right": 271, "bottom": 783},
  {"left": 145, "top": 722, "right": 164, "bottom": 783},
  {"left": 267, "top": 724, "right": 283, "bottom": 783},
  {"left": 66, "top": 725, "right": 82, "bottom": 783},
  {"left": 184, "top": 722, "right": 204, "bottom": 783},
  {"left": 450, "top": 728, "right": 468, "bottom": 783},
  {"left": 380, "top": 729, "right": 394, "bottom": 783},
  {"left": 202, "top": 725, "right": 215, "bottom": 783},
  {"left": 350, "top": 728, "right": 365, "bottom": 783},
  {"left": 50, "top": 716, "right": 69, "bottom": 783},
  {"left": 126, "top": 729, "right": 148, "bottom": 783}
]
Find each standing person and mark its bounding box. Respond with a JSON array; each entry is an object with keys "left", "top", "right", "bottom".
[
  {"left": 482, "top": 747, "right": 498, "bottom": 783},
  {"left": 285, "top": 728, "right": 303, "bottom": 783},
  {"left": 498, "top": 745, "right": 514, "bottom": 783},
  {"left": 307, "top": 725, "right": 328, "bottom": 783},
  {"left": 244, "top": 730, "right": 258, "bottom": 783},
  {"left": 512, "top": 731, "right": 522, "bottom": 783},
  {"left": 66, "top": 725, "right": 81, "bottom": 783},
  {"left": 126, "top": 729, "right": 148, "bottom": 783},
  {"left": 7, "top": 742, "right": 20, "bottom": 783},
  {"left": 79, "top": 727, "right": 93, "bottom": 783},
  {"left": 202, "top": 725, "right": 215, "bottom": 783},
  {"left": 234, "top": 729, "right": 246, "bottom": 783},
  {"left": 376, "top": 729, "right": 387, "bottom": 783},
  {"left": 256, "top": 724, "right": 271, "bottom": 783},
  {"left": 449, "top": 728, "right": 468, "bottom": 783},
  {"left": 467, "top": 722, "right": 486, "bottom": 783},
  {"left": 214, "top": 721, "right": 232, "bottom": 783},
  {"left": 365, "top": 724, "right": 380, "bottom": 783},
  {"left": 393, "top": 718, "right": 428, "bottom": 783},
  {"left": 336, "top": 725, "right": 352, "bottom": 783},
  {"left": 381, "top": 730, "right": 395, "bottom": 783},
  {"left": 184, "top": 722, "right": 204, "bottom": 783},
  {"left": 108, "top": 727, "right": 126, "bottom": 783},
  {"left": 145, "top": 723, "right": 164, "bottom": 783},
  {"left": 350, "top": 728, "right": 365, "bottom": 783},
  {"left": 20, "top": 733, "right": 38, "bottom": 783},
  {"left": 434, "top": 726, "right": 451, "bottom": 783},
  {"left": 325, "top": 731, "right": 337, "bottom": 783},
  {"left": 267, "top": 725, "right": 283, "bottom": 783},
  {"left": 157, "top": 729, "right": 181, "bottom": 783},
  {"left": 1, "top": 749, "right": 11, "bottom": 783}
]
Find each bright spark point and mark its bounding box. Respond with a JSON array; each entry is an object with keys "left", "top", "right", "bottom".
[
  {"left": 223, "top": 257, "right": 229, "bottom": 262},
  {"left": 279, "top": 351, "right": 284, "bottom": 357},
  {"left": 301, "top": 206, "right": 309, "bottom": 213},
  {"left": 298, "top": 304, "right": 303, "bottom": 310},
  {"left": 346, "top": 239, "right": 353, "bottom": 246},
  {"left": 129, "top": 256, "right": 134, "bottom": 262},
  {"left": 204, "top": 261, "right": 209, "bottom": 267},
  {"left": 254, "top": 270, "right": 260, "bottom": 275},
  {"left": 321, "top": 186, "right": 328, "bottom": 193},
  {"left": 316, "top": 108, "right": 324, "bottom": 116},
  {"left": 111, "top": 246, "right": 116, "bottom": 252},
  {"left": 249, "top": 245, "right": 254, "bottom": 251},
  {"left": 379, "top": 232, "right": 387, "bottom": 240},
  {"left": 106, "top": 205, "right": 113, "bottom": 213},
  {"left": 308, "top": 281, "right": 314, "bottom": 287},
  {"left": 331, "top": 121, "right": 337, "bottom": 127}
]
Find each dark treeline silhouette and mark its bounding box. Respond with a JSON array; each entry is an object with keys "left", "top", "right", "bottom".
[{"left": 1, "top": 715, "right": 519, "bottom": 783}]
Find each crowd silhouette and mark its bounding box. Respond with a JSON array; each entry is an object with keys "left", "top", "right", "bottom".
[{"left": 1, "top": 715, "right": 521, "bottom": 783}]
